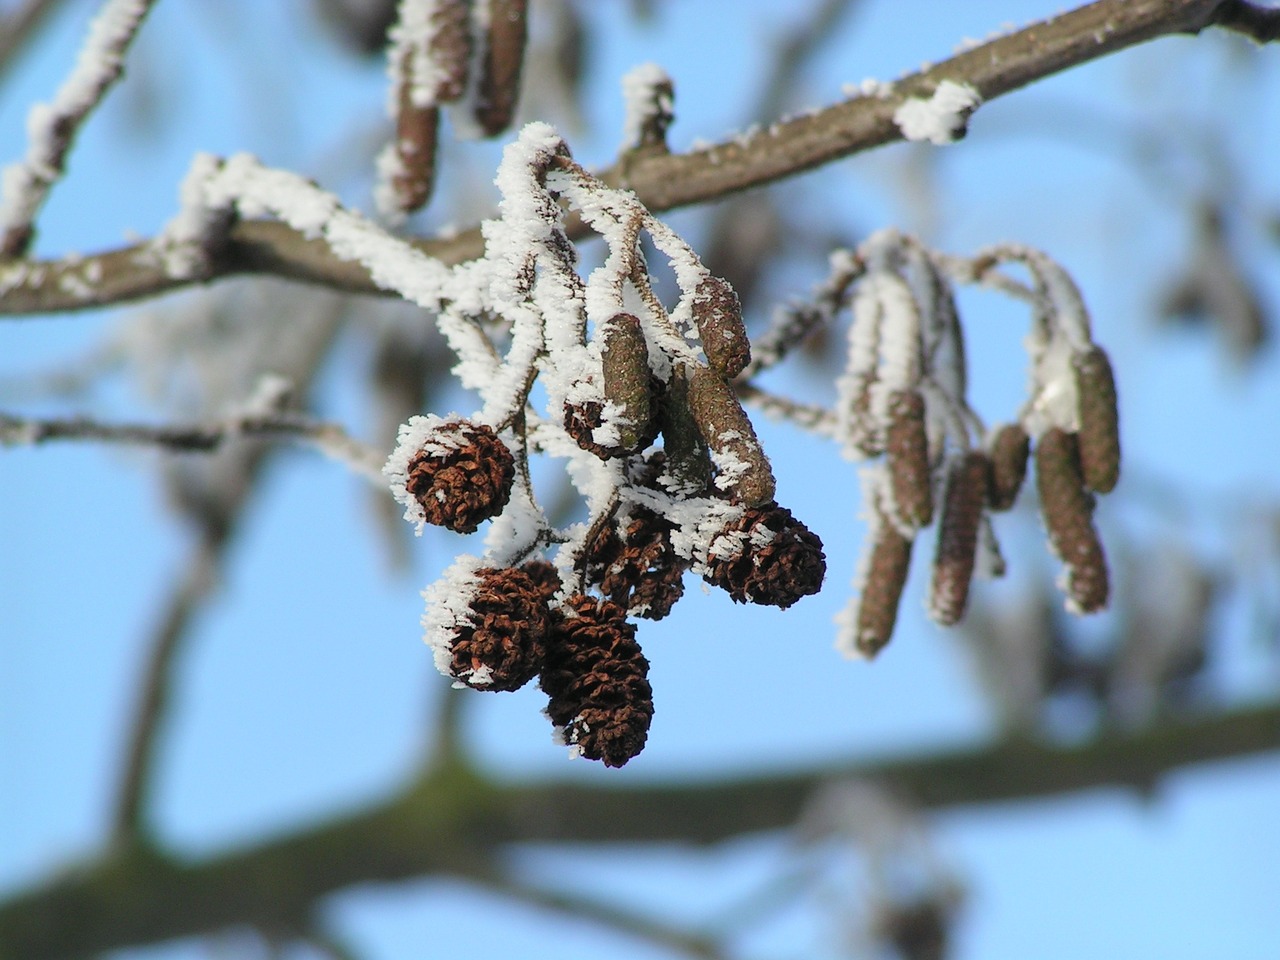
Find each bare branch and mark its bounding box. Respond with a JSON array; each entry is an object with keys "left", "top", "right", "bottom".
[
  {"left": 0, "top": 409, "right": 387, "bottom": 483},
  {"left": 0, "top": 0, "right": 1244, "bottom": 317},
  {"left": 1, "top": 699, "right": 1275, "bottom": 959}
]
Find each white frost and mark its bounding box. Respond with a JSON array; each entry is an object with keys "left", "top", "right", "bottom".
[{"left": 893, "top": 80, "right": 981, "bottom": 145}]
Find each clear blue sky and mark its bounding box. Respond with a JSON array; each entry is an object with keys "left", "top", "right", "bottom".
[{"left": 2, "top": 1, "right": 1278, "bottom": 958}]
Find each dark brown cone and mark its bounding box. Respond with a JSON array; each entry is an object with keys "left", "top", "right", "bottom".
[
  {"left": 473, "top": 0, "right": 527, "bottom": 136},
  {"left": 886, "top": 390, "right": 933, "bottom": 530},
  {"left": 702, "top": 504, "right": 826, "bottom": 609},
  {"left": 449, "top": 566, "right": 551, "bottom": 691},
  {"left": 405, "top": 420, "right": 514, "bottom": 533},
  {"left": 986, "top": 423, "right": 1030, "bottom": 511},
  {"left": 692, "top": 276, "right": 751, "bottom": 379},
  {"left": 854, "top": 515, "right": 914, "bottom": 659},
  {"left": 564, "top": 389, "right": 661, "bottom": 461},
  {"left": 1072, "top": 346, "right": 1121, "bottom": 494},
  {"left": 928, "top": 452, "right": 988, "bottom": 626},
  {"left": 540, "top": 595, "right": 653, "bottom": 767},
  {"left": 520, "top": 559, "right": 562, "bottom": 603},
  {"left": 1035, "top": 428, "right": 1109, "bottom": 613},
  {"left": 585, "top": 507, "right": 687, "bottom": 621}
]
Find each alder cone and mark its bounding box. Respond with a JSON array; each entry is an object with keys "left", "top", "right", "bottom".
[
  {"left": 541, "top": 595, "right": 653, "bottom": 767},
  {"left": 520, "top": 559, "right": 563, "bottom": 603},
  {"left": 449, "top": 566, "right": 551, "bottom": 691},
  {"left": 585, "top": 507, "right": 687, "bottom": 620},
  {"left": 702, "top": 504, "right": 826, "bottom": 609},
  {"left": 404, "top": 420, "right": 515, "bottom": 533}
]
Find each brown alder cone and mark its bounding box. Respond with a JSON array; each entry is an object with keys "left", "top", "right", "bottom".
[
  {"left": 448, "top": 566, "right": 551, "bottom": 691},
  {"left": 473, "top": 0, "right": 527, "bottom": 136},
  {"left": 1072, "top": 346, "right": 1121, "bottom": 494},
  {"left": 986, "top": 422, "right": 1030, "bottom": 511},
  {"left": 540, "top": 595, "right": 653, "bottom": 767},
  {"left": 691, "top": 276, "right": 751, "bottom": 379},
  {"left": 702, "top": 503, "right": 826, "bottom": 609},
  {"left": 520, "top": 558, "right": 562, "bottom": 603},
  {"left": 585, "top": 507, "right": 686, "bottom": 621},
  {"left": 1035, "top": 427, "right": 1110, "bottom": 613},
  {"left": 685, "top": 362, "right": 775, "bottom": 506},
  {"left": 928, "top": 452, "right": 988, "bottom": 626},
  {"left": 404, "top": 420, "right": 514, "bottom": 533},
  {"left": 885, "top": 389, "right": 933, "bottom": 530},
  {"left": 853, "top": 515, "right": 914, "bottom": 659}
]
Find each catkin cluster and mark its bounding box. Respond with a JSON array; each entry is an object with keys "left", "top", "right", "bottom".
[
  {"left": 827, "top": 232, "right": 1120, "bottom": 658},
  {"left": 383, "top": 126, "right": 825, "bottom": 765}
]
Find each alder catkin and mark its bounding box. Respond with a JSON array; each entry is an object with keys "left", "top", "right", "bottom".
[
  {"left": 1072, "top": 346, "right": 1120, "bottom": 494},
  {"left": 986, "top": 422, "right": 1030, "bottom": 511},
  {"left": 853, "top": 517, "right": 913, "bottom": 659},
  {"left": 599, "top": 311, "right": 653, "bottom": 454},
  {"left": 691, "top": 276, "right": 751, "bottom": 379},
  {"left": 685, "top": 363, "right": 775, "bottom": 506},
  {"left": 473, "top": 0, "right": 527, "bottom": 136},
  {"left": 885, "top": 390, "right": 933, "bottom": 530},
  {"left": 1034, "top": 427, "right": 1110, "bottom": 613},
  {"left": 928, "top": 452, "right": 988, "bottom": 626}
]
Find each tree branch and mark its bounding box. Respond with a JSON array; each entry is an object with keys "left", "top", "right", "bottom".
[
  {"left": 2, "top": 699, "right": 1275, "bottom": 960},
  {"left": 0, "top": 0, "right": 1250, "bottom": 317},
  {"left": 1209, "top": 0, "right": 1280, "bottom": 41}
]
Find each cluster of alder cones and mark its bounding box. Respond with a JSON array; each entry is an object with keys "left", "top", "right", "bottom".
[{"left": 390, "top": 400, "right": 825, "bottom": 767}]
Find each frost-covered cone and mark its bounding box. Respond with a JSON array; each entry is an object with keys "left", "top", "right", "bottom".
[
  {"left": 1072, "top": 346, "right": 1120, "bottom": 494},
  {"left": 852, "top": 515, "right": 914, "bottom": 659},
  {"left": 447, "top": 566, "right": 551, "bottom": 691},
  {"left": 564, "top": 379, "right": 660, "bottom": 461},
  {"left": 385, "top": 416, "right": 514, "bottom": 534},
  {"left": 928, "top": 452, "right": 988, "bottom": 627},
  {"left": 1035, "top": 428, "right": 1109, "bottom": 613},
  {"left": 885, "top": 390, "right": 932, "bottom": 530},
  {"left": 541, "top": 595, "right": 653, "bottom": 767},
  {"left": 692, "top": 276, "right": 751, "bottom": 379},
  {"left": 702, "top": 503, "right": 826, "bottom": 609},
  {"left": 586, "top": 507, "right": 687, "bottom": 620},
  {"left": 985, "top": 423, "right": 1030, "bottom": 512}
]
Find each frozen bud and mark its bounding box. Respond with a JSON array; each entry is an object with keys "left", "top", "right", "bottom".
[
  {"left": 541, "top": 595, "right": 653, "bottom": 767},
  {"left": 448, "top": 566, "right": 551, "bottom": 691},
  {"left": 600, "top": 312, "right": 655, "bottom": 454},
  {"left": 1072, "top": 346, "right": 1120, "bottom": 494},
  {"left": 853, "top": 515, "right": 914, "bottom": 658},
  {"left": 473, "top": 0, "right": 528, "bottom": 136},
  {"left": 585, "top": 507, "right": 687, "bottom": 621},
  {"left": 703, "top": 504, "right": 826, "bottom": 609},
  {"left": 686, "top": 363, "right": 775, "bottom": 506},
  {"left": 691, "top": 276, "right": 751, "bottom": 379},
  {"left": 985, "top": 423, "right": 1029, "bottom": 511},
  {"left": 885, "top": 390, "right": 933, "bottom": 530},
  {"left": 1035, "top": 428, "right": 1110, "bottom": 613},
  {"left": 401, "top": 419, "right": 514, "bottom": 533},
  {"left": 928, "top": 452, "right": 988, "bottom": 626}
]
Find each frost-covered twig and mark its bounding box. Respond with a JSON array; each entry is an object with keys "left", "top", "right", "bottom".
[
  {"left": 3, "top": 0, "right": 1247, "bottom": 317},
  {"left": 0, "top": 409, "right": 387, "bottom": 483},
  {"left": 0, "top": 0, "right": 156, "bottom": 257}
]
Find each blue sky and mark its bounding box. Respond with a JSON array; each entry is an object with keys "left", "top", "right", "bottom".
[{"left": 2, "top": 1, "right": 1279, "bottom": 958}]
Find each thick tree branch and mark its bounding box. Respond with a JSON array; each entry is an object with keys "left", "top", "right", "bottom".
[
  {"left": 0, "top": 0, "right": 1254, "bottom": 317},
  {"left": 1, "top": 700, "right": 1275, "bottom": 960}
]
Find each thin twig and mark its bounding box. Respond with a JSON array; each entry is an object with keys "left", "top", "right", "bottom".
[
  {"left": 0, "top": 410, "right": 387, "bottom": 484},
  {"left": 0, "top": 0, "right": 69, "bottom": 83},
  {"left": 0, "top": 0, "right": 158, "bottom": 257}
]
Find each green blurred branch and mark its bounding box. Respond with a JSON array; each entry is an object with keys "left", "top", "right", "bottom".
[{"left": 2, "top": 699, "right": 1275, "bottom": 960}]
